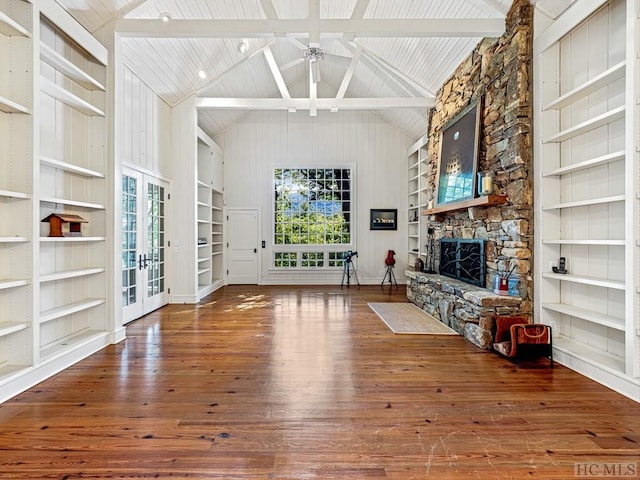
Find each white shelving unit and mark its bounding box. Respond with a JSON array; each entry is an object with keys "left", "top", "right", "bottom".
[
  {"left": 0, "top": 0, "right": 120, "bottom": 403},
  {"left": 534, "top": 0, "right": 639, "bottom": 401},
  {"left": 37, "top": 4, "right": 110, "bottom": 369},
  {"left": 407, "top": 136, "right": 428, "bottom": 268},
  {"left": 0, "top": 0, "right": 34, "bottom": 387},
  {"left": 195, "top": 127, "right": 225, "bottom": 300}
]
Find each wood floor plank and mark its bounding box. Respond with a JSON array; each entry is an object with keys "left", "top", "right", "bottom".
[{"left": 0, "top": 285, "right": 637, "bottom": 478}]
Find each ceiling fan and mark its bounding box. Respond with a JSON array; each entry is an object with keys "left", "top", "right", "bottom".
[{"left": 281, "top": 39, "right": 352, "bottom": 83}]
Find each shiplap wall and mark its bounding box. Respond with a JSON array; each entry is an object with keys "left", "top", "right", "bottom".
[
  {"left": 121, "top": 66, "right": 171, "bottom": 176},
  {"left": 216, "top": 108, "right": 414, "bottom": 285}
]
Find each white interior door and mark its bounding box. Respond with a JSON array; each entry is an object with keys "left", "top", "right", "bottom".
[
  {"left": 122, "top": 168, "right": 170, "bottom": 323},
  {"left": 227, "top": 208, "right": 259, "bottom": 284}
]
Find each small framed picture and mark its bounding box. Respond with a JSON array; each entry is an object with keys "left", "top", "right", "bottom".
[{"left": 370, "top": 209, "right": 397, "bottom": 230}]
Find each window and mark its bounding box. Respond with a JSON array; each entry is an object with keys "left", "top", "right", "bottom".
[{"left": 273, "top": 167, "right": 353, "bottom": 268}]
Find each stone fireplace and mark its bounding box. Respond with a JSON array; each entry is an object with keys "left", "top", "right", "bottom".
[{"left": 405, "top": 0, "right": 533, "bottom": 349}]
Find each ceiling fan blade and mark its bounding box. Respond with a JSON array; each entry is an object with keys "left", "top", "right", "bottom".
[
  {"left": 324, "top": 53, "right": 352, "bottom": 68},
  {"left": 287, "top": 37, "right": 308, "bottom": 50},
  {"left": 280, "top": 57, "right": 305, "bottom": 71}
]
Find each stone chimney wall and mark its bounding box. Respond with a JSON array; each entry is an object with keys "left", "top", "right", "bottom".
[{"left": 424, "top": 0, "right": 534, "bottom": 316}]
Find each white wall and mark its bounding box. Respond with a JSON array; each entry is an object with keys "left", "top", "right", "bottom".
[
  {"left": 216, "top": 108, "right": 414, "bottom": 285},
  {"left": 121, "top": 66, "right": 171, "bottom": 177}
]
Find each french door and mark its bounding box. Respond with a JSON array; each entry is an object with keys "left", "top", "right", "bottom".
[{"left": 122, "top": 168, "right": 170, "bottom": 324}]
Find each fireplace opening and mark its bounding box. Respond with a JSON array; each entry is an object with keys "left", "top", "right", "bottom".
[{"left": 439, "top": 238, "right": 485, "bottom": 287}]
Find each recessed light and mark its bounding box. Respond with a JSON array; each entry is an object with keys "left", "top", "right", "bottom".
[
  {"left": 198, "top": 70, "right": 207, "bottom": 80},
  {"left": 159, "top": 12, "right": 171, "bottom": 22},
  {"left": 238, "top": 41, "right": 248, "bottom": 54}
]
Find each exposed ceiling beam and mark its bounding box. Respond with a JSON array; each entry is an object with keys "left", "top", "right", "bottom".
[
  {"left": 263, "top": 46, "right": 295, "bottom": 112},
  {"left": 342, "top": 40, "right": 435, "bottom": 99},
  {"left": 115, "top": 18, "right": 505, "bottom": 38},
  {"left": 309, "top": 68, "right": 318, "bottom": 116},
  {"left": 193, "top": 39, "right": 276, "bottom": 99},
  {"left": 195, "top": 97, "right": 434, "bottom": 110},
  {"left": 308, "top": 0, "right": 320, "bottom": 45},
  {"left": 94, "top": 0, "right": 152, "bottom": 32},
  {"left": 351, "top": 0, "right": 371, "bottom": 19},
  {"left": 260, "top": 0, "right": 278, "bottom": 19},
  {"left": 263, "top": 46, "right": 291, "bottom": 100},
  {"left": 332, "top": 44, "right": 363, "bottom": 112}
]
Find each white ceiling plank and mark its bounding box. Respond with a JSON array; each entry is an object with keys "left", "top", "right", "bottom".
[
  {"left": 263, "top": 46, "right": 291, "bottom": 100},
  {"left": 195, "top": 97, "right": 434, "bottom": 110},
  {"left": 115, "top": 18, "right": 505, "bottom": 39},
  {"left": 332, "top": 44, "right": 363, "bottom": 111},
  {"left": 260, "top": 0, "right": 279, "bottom": 19},
  {"left": 464, "top": 0, "right": 509, "bottom": 16}
]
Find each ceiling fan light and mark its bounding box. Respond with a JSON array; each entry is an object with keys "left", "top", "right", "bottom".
[
  {"left": 159, "top": 12, "right": 171, "bottom": 22},
  {"left": 198, "top": 70, "right": 207, "bottom": 80}
]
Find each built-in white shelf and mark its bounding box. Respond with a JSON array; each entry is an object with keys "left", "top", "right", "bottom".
[
  {"left": 543, "top": 195, "right": 625, "bottom": 210},
  {"left": 212, "top": 252, "right": 223, "bottom": 257},
  {"left": 40, "top": 298, "right": 105, "bottom": 324},
  {"left": 542, "top": 271, "right": 625, "bottom": 290},
  {"left": 0, "top": 189, "right": 29, "bottom": 199},
  {"left": 211, "top": 221, "right": 223, "bottom": 226},
  {"left": 542, "top": 303, "right": 625, "bottom": 331},
  {"left": 40, "top": 77, "right": 105, "bottom": 117},
  {"left": 40, "top": 156, "right": 104, "bottom": 178},
  {"left": 198, "top": 268, "right": 210, "bottom": 275},
  {"left": 0, "top": 364, "right": 30, "bottom": 382},
  {"left": 40, "top": 236, "right": 106, "bottom": 243},
  {"left": 211, "top": 232, "right": 223, "bottom": 236},
  {"left": 554, "top": 336, "right": 625, "bottom": 374},
  {"left": 0, "top": 11, "right": 30, "bottom": 37},
  {"left": 197, "top": 257, "right": 209, "bottom": 264},
  {"left": 197, "top": 201, "right": 208, "bottom": 207},
  {"left": 542, "top": 151, "right": 625, "bottom": 177},
  {"left": 409, "top": 173, "right": 419, "bottom": 182},
  {"left": 211, "top": 205, "right": 223, "bottom": 211},
  {"left": 0, "top": 95, "right": 31, "bottom": 114},
  {"left": 197, "top": 180, "right": 208, "bottom": 188},
  {"left": 211, "top": 242, "right": 223, "bottom": 246},
  {"left": 0, "top": 279, "right": 28, "bottom": 290},
  {"left": 543, "top": 62, "right": 626, "bottom": 111},
  {"left": 543, "top": 106, "right": 625, "bottom": 143},
  {"left": 0, "top": 237, "right": 28, "bottom": 243},
  {"left": 0, "top": 321, "right": 28, "bottom": 337},
  {"left": 40, "top": 267, "right": 104, "bottom": 283},
  {"left": 40, "top": 196, "right": 105, "bottom": 210},
  {"left": 408, "top": 234, "right": 419, "bottom": 239},
  {"left": 197, "top": 219, "right": 208, "bottom": 224},
  {"left": 40, "top": 329, "right": 106, "bottom": 362},
  {"left": 542, "top": 239, "right": 625, "bottom": 245},
  {"left": 198, "top": 243, "right": 210, "bottom": 248},
  {"left": 39, "top": 43, "right": 105, "bottom": 91}
]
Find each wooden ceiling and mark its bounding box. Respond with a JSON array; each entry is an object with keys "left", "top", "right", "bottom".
[{"left": 54, "top": 0, "right": 574, "bottom": 140}]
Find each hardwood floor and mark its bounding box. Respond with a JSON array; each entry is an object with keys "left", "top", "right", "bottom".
[{"left": 0, "top": 285, "right": 638, "bottom": 479}]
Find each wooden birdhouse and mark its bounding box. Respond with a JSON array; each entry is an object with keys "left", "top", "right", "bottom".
[{"left": 41, "top": 213, "right": 88, "bottom": 237}]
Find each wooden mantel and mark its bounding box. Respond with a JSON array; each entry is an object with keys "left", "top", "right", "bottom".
[{"left": 422, "top": 194, "right": 507, "bottom": 216}]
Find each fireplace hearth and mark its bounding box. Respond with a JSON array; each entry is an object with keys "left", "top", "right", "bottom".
[{"left": 439, "top": 238, "right": 485, "bottom": 287}]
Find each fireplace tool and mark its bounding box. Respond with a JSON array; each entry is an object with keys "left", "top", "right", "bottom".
[{"left": 424, "top": 227, "right": 436, "bottom": 273}]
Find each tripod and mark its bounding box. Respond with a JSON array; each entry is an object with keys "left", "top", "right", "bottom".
[
  {"left": 381, "top": 264, "right": 398, "bottom": 290},
  {"left": 341, "top": 254, "right": 360, "bottom": 288}
]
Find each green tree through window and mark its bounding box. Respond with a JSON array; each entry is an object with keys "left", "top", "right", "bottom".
[{"left": 274, "top": 168, "right": 351, "bottom": 246}]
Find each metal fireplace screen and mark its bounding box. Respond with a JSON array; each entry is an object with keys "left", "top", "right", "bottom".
[{"left": 439, "top": 238, "right": 485, "bottom": 287}]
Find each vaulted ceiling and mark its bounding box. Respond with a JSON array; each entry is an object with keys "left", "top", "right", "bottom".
[{"left": 55, "top": 0, "right": 574, "bottom": 140}]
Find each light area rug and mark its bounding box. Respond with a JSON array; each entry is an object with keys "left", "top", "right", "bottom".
[{"left": 368, "top": 302, "right": 459, "bottom": 335}]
